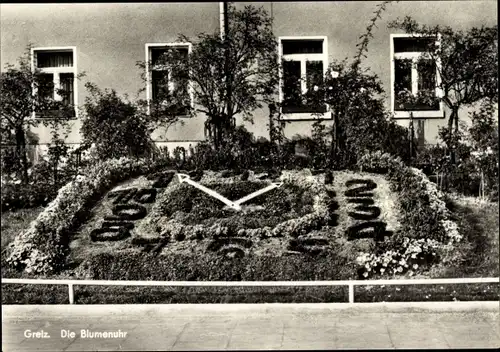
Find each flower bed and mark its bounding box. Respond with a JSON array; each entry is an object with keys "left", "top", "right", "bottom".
[
  {"left": 5, "top": 157, "right": 168, "bottom": 275},
  {"left": 5, "top": 154, "right": 464, "bottom": 282},
  {"left": 356, "top": 151, "right": 461, "bottom": 278}
]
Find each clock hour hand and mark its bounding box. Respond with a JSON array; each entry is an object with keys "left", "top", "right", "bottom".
[{"left": 233, "top": 182, "right": 282, "bottom": 206}]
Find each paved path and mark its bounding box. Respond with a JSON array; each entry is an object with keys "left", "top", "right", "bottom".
[{"left": 3, "top": 302, "right": 499, "bottom": 351}]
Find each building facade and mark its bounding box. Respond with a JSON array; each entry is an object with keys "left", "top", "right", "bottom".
[{"left": 1, "top": 1, "right": 497, "bottom": 157}]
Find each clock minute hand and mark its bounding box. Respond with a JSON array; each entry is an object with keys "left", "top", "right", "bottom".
[
  {"left": 233, "top": 182, "right": 282, "bottom": 206},
  {"left": 177, "top": 173, "right": 241, "bottom": 210}
]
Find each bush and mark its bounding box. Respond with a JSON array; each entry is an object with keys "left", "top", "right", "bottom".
[
  {"left": 1, "top": 182, "right": 52, "bottom": 213},
  {"left": 80, "top": 83, "right": 156, "bottom": 160},
  {"left": 1, "top": 154, "right": 81, "bottom": 213}
]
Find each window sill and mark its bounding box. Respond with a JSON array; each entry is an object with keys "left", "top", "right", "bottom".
[
  {"left": 34, "top": 111, "right": 77, "bottom": 120},
  {"left": 392, "top": 110, "right": 445, "bottom": 119},
  {"left": 280, "top": 111, "right": 332, "bottom": 121}
]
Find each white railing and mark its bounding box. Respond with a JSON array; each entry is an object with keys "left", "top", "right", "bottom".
[{"left": 2, "top": 277, "right": 498, "bottom": 304}]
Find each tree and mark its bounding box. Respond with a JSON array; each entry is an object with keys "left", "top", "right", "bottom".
[
  {"left": 388, "top": 17, "right": 498, "bottom": 159},
  {"left": 307, "top": 1, "right": 410, "bottom": 168},
  {"left": 319, "top": 58, "right": 413, "bottom": 168},
  {"left": 137, "top": 3, "right": 279, "bottom": 149},
  {"left": 0, "top": 45, "right": 79, "bottom": 183},
  {"left": 80, "top": 83, "right": 156, "bottom": 160}
]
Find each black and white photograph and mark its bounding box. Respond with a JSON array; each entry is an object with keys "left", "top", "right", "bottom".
[{"left": 1, "top": 1, "right": 498, "bottom": 351}]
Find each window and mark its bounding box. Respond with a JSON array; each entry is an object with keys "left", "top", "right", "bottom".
[
  {"left": 279, "top": 36, "right": 329, "bottom": 119},
  {"left": 31, "top": 47, "right": 77, "bottom": 118},
  {"left": 390, "top": 34, "right": 443, "bottom": 118},
  {"left": 145, "top": 43, "right": 192, "bottom": 116}
]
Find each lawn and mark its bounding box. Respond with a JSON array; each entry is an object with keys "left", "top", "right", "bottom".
[
  {"left": 1, "top": 207, "right": 44, "bottom": 249},
  {"left": 429, "top": 194, "right": 499, "bottom": 278}
]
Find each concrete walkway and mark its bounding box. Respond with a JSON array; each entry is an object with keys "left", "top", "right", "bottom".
[{"left": 2, "top": 302, "right": 499, "bottom": 351}]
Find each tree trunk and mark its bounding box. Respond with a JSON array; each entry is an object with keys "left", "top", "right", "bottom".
[
  {"left": 15, "top": 126, "right": 29, "bottom": 184},
  {"left": 447, "top": 107, "right": 459, "bottom": 165}
]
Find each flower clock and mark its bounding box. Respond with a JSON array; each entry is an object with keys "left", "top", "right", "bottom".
[{"left": 145, "top": 170, "right": 340, "bottom": 258}]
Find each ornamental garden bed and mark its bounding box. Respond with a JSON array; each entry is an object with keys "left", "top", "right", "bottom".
[
  {"left": 3, "top": 153, "right": 497, "bottom": 304},
  {"left": 66, "top": 168, "right": 404, "bottom": 281}
]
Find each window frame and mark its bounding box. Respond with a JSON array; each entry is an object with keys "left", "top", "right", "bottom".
[
  {"left": 145, "top": 42, "right": 193, "bottom": 117},
  {"left": 31, "top": 46, "right": 78, "bottom": 119},
  {"left": 390, "top": 33, "right": 444, "bottom": 119},
  {"left": 278, "top": 36, "right": 331, "bottom": 121}
]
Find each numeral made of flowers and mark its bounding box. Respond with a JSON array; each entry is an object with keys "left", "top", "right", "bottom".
[
  {"left": 108, "top": 188, "right": 138, "bottom": 204},
  {"left": 326, "top": 187, "right": 339, "bottom": 226},
  {"left": 346, "top": 221, "right": 391, "bottom": 242},
  {"left": 344, "top": 179, "right": 377, "bottom": 198},
  {"left": 104, "top": 204, "right": 148, "bottom": 221},
  {"left": 91, "top": 175, "right": 165, "bottom": 242},
  {"left": 90, "top": 227, "right": 130, "bottom": 242},
  {"left": 133, "top": 188, "right": 157, "bottom": 203},
  {"left": 288, "top": 237, "right": 329, "bottom": 255},
  {"left": 348, "top": 206, "right": 381, "bottom": 221},
  {"left": 345, "top": 178, "right": 391, "bottom": 241}
]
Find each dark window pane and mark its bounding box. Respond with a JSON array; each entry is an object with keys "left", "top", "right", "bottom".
[
  {"left": 305, "top": 61, "right": 326, "bottom": 112},
  {"left": 152, "top": 70, "right": 169, "bottom": 101},
  {"left": 306, "top": 61, "right": 323, "bottom": 90},
  {"left": 416, "top": 59, "right": 439, "bottom": 110},
  {"left": 151, "top": 47, "right": 188, "bottom": 66},
  {"left": 282, "top": 40, "right": 323, "bottom": 55},
  {"left": 394, "top": 59, "right": 412, "bottom": 110},
  {"left": 37, "top": 51, "right": 73, "bottom": 68},
  {"left": 60, "top": 73, "right": 74, "bottom": 107},
  {"left": 282, "top": 60, "right": 302, "bottom": 112},
  {"left": 35, "top": 74, "right": 55, "bottom": 117},
  {"left": 394, "top": 37, "right": 434, "bottom": 53},
  {"left": 151, "top": 46, "right": 190, "bottom": 113},
  {"left": 418, "top": 59, "right": 436, "bottom": 92},
  {"left": 151, "top": 49, "right": 167, "bottom": 66},
  {"left": 37, "top": 74, "right": 54, "bottom": 100}
]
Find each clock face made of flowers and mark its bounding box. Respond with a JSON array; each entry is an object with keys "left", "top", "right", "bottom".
[
  {"left": 87, "top": 170, "right": 394, "bottom": 259},
  {"left": 156, "top": 172, "right": 336, "bottom": 257},
  {"left": 176, "top": 173, "right": 283, "bottom": 211}
]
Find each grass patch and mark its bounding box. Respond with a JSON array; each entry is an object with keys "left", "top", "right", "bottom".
[
  {"left": 1, "top": 207, "right": 43, "bottom": 249},
  {"left": 356, "top": 283, "right": 499, "bottom": 302},
  {"left": 431, "top": 196, "right": 499, "bottom": 278},
  {"left": 1, "top": 285, "right": 347, "bottom": 304},
  {"left": 74, "top": 286, "right": 347, "bottom": 304},
  {"left": 3, "top": 283, "right": 498, "bottom": 304},
  {"left": 2, "top": 284, "right": 69, "bottom": 304}
]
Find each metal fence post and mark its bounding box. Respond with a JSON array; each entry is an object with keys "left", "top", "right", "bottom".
[{"left": 68, "top": 284, "right": 74, "bottom": 304}]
